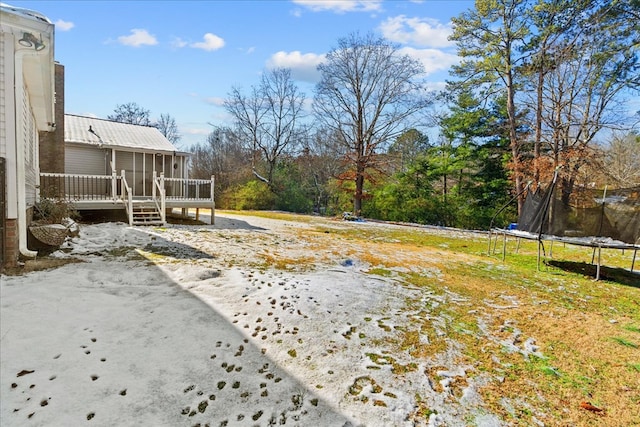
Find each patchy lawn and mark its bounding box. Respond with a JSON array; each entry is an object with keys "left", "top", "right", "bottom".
[{"left": 2, "top": 210, "right": 638, "bottom": 426}]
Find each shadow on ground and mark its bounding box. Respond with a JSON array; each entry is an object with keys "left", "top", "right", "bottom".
[
  {"left": 547, "top": 260, "right": 640, "bottom": 288},
  {"left": 175, "top": 214, "right": 267, "bottom": 231},
  {"left": 0, "top": 227, "right": 355, "bottom": 426}
]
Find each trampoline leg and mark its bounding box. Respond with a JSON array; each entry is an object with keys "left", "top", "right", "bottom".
[
  {"left": 549, "top": 241, "right": 554, "bottom": 258},
  {"left": 632, "top": 249, "right": 637, "bottom": 272},
  {"left": 515, "top": 238, "right": 521, "bottom": 254},
  {"left": 502, "top": 233, "right": 507, "bottom": 261},
  {"left": 537, "top": 240, "right": 541, "bottom": 271},
  {"left": 591, "top": 247, "right": 596, "bottom": 264},
  {"left": 595, "top": 247, "right": 601, "bottom": 281}
]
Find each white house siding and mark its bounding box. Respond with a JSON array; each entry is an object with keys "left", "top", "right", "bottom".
[
  {"left": 1, "top": 3, "right": 55, "bottom": 264},
  {"left": 0, "top": 31, "right": 6, "bottom": 159},
  {"left": 21, "top": 82, "right": 38, "bottom": 207},
  {"left": 65, "top": 144, "right": 108, "bottom": 175},
  {"left": 63, "top": 144, "right": 110, "bottom": 197}
]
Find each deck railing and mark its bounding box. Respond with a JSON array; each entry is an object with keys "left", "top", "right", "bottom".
[
  {"left": 163, "top": 176, "right": 214, "bottom": 201},
  {"left": 120, "top": 170, "right": 133, "bottom": 225},
  {"left": 152, "top": 172, "right": 167, "bottom": 223},
  {"left": 39, "top": 172, "right": 214, "bottom": 205},
  {"left": 40, "top": 172, "right": 122, "bottom": 201}
]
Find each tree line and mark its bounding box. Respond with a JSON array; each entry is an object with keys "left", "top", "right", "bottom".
[{"left": 115, "top": 0, "right": 640, "bottom": 230}]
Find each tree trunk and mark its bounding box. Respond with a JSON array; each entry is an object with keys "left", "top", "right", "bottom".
[
  {"left": 561, "top": 175, "right": 573, "bottom": 206},
  {"left": 506, "top": 61, "right": 524, "bottom": 214},
  {"left": 354, "top": 162, "right": 365, "bottom": 217},
  {"left": 443, "top": 174, "right": 448, "bottom": 204},
  {"left": 534, "top": 67, "right": 544, "bottom": 184}
]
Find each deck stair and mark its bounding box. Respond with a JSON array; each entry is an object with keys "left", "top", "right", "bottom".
[{"left": 131, "top": 201, "right": 164, "bottom": 226}]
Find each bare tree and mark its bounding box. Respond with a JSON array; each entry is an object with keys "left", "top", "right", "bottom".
[
  {"left": 298, "top": 126, "right": 348, "bottom": 213},
  {"left": 521, "top": 0, "right": 583, "bottom": 185},
  {"left": 155, "top": 113, "right": 181, "bottom": 145},
  {"left": 523, "top": 0, "right": 640, "bottom": 203},
  {"left": 603, "top": 132, "right": 640, "bottom": 188},
  {"left": 190, "top": 126, "right": 250, "bottom": 196},
  {"left": 313, "top": 32, "right": 430, "bottom": 216},
  {"left": 108, "top": 102, "right": 151, "bottom": 125},
  {"left": 224, "top": 68, "right": 306, "bottom": 190}
]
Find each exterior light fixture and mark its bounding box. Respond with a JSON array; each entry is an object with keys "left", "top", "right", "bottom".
[{"left": 18, "top": 32, "right": 45, "bottom": 51}]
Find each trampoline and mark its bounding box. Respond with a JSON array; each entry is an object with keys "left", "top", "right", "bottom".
[{"left": 489, "top": 171, "right": 640, "bottom": 280}]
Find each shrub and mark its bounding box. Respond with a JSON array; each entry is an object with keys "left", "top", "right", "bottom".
[
  {"left": 33, "top": 198, "right": 78, "bottom": 225},
  {"left": 224, "top": 181, "right": 276, "bottom": 210}
]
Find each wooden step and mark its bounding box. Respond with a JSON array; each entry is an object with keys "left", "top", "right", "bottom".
[{"left": 131, "top": 206, "right": 164, "bottom": 225}]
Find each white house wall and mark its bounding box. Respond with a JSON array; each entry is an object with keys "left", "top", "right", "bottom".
[
  {"left": 58, "top": 144, "right": 107, "bottom": 198},
  {"left": 20, "top": 80, "right": 38, "bottom": 208},
  {"left": 65, "top": 144, "right": 109, "bottom": 175},
  {"left": 1, "top": 36, "right": 40, "bottom": 214},
  {"left": 1, "top": 3, "right": 55, "bottom": 263},
  {"left": 0, "top": 31, "right": 7, "bottom": 159},
  {"left": 0, "top": 30, "right": 17, "bottom": 217}
]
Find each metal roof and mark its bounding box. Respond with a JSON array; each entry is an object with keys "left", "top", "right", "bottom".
[{"left": 65, "top": 114, "right": 179, "bottom": 154}]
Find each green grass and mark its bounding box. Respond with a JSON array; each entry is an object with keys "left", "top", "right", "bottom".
[
  {"left": 195, "top": 211, "right": 640, "bottom": 426},
  {"left": 611, "top": 337, "right": 639, "bottom": 348},
  {"left": 623, "top": 324, "right": 640, "bottom": 333}
]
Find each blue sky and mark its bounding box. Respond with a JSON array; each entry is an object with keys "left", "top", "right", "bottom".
[{"left": 11, "top": 0, "right": 473, "bottom": 148}]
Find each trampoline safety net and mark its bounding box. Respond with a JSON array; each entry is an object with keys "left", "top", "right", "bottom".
[{"left": 517, "top": 180, "right": 640, "bottom": 245}]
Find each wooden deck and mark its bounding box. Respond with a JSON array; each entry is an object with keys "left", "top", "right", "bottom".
[{"left": 40, "top": 171, "right": 215, "bottom": 225}]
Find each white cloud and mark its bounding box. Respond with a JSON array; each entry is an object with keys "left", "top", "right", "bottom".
[
  {"left": 399, "top": 47, "right": 459, "bottom": 76},
  {"left": 171, "top": 37, "right": 188, "bottom": 48},
  {"left": 203, "top": 97, "right": 226, "bottom": 106},
  {"left": 182, "top": 127, "right": 211, "bottom": 136},
  {"left": 266, "top": 51, "right": 325, "bottom": 82},
  {"left": 379, "top": 15, "right": 454, "bottom": 48},
  {"left": 117, "top": 29, "right": 158, "bottom": 47},
  {"left": 190, "top": 33, "right": 225, "bottom": 51},
  {"left": 424, "top": 80, "right": 448, "bottom": 92},
  {"left": 54, "top": 19, "right": 74, "bottom": 31},
  {"left": 292, "top": 0, "right": 382, "bottom": 13}
]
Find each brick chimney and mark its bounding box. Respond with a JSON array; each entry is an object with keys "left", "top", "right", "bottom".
[{"left": 39, "top": 62, "right": 65, "bottom": 173}]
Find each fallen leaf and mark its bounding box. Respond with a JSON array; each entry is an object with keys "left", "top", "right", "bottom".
[
  {"left": 580, "top": 401, "right": 604, "bottom": 413},
  {"left": 16, "top": 369, "right": 34, "bottom": 377}
]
